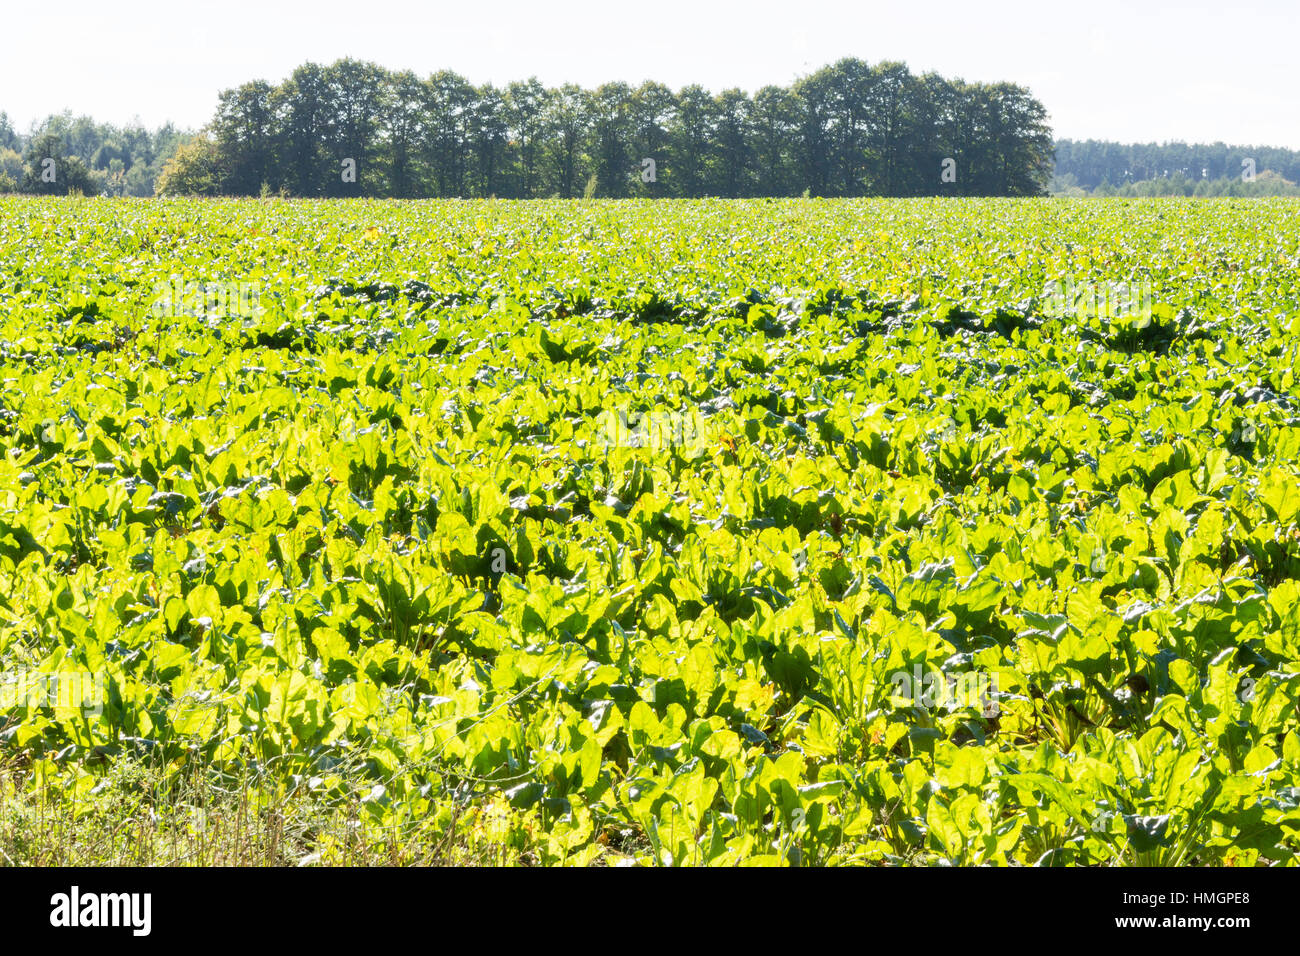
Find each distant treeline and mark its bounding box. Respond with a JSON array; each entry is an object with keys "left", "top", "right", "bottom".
[
  {"left": 1053, "top": 139, "right": 1300, "bottom": 192},
  {"left": 158, "top": 58, "right": 1053, "bottom": 199},
  {"left": 7, "top": 83, "right": 1300, "bottom": 201},
  {"left": 1051, "top": 171, "right": 1300, "bottom": 198},
  {"left": 0, "top": 111, "right": 186, "bottom": 196}
]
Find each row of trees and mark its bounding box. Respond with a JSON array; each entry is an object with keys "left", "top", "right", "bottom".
[
  {"left": 7, "top": 99, "right": 1297, "bottom": 202},
  {"left": 151, "top": 58, "right": 1054, "bottom": 198},
  {"left": 0, "top": 111, "right": 187, "bottom": 196},
  {"left": 1053, "top": 139, "right": 1300, "bottom": 191}
]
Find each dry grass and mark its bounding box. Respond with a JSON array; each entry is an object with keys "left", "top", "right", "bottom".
[{"left": 0, "top": 753, "right": 493, "bottom": 867}]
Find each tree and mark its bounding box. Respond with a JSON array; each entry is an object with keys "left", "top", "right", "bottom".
[
  {"left": 590, "top": 82, "right": 634, "bottom": 197},
  {"left": 21, "top": 132, "right": 97, "bottom": 195},
  {"left": 0, "top": 112, "right": 20, "bottom": 152},
  {"left": 866, "top": 61, "right": 921, "bottom": 195},
  {"left": 155, "top": 137, "right": 221, "bottom": 196},
  {"left": 386, "top": 70, "right": 431, "bottom": 198},
  {"left": 211, "top": 81, "right": 277, "bottom": 194},
  {"left": 711, "top": 89, "right": 754, "bottom": 197},
  {"left": 542, "top": 84, "right": 592, "bottom": 198},
  {"left": 423, "top": 70, "right": 476, "bottom": 197},
  {"left": 505, "top": 79, "right": 548, "bottom": 199},
  {"left": 0, "top": 148, "right": 19, "bottom": 193},
  {"left": 979, "top": 83, "right": 1053, "bottom": 195},
  {"left": 469, "top": 84, "right": 509, "bottom": 197},
  {"left": 817, "top": 59, "right": 875, "bottom": 195},
  {"left": 751, "top": 86, "right": 799, "bottom": 196},
  {"left": 275, "top": 63, "right": 332, "bottom": 196},
  {"left": 319, "top": 59, "right": 389, "bottom": 197},
  {"left": 897, "top": 73, "right": 951, "bottom": 196},
  {"left": 669, "top": 85, "right": 716, "bottom": 197},
  {"left": 792, "top": 71, "right": 834, "bottom": 197},
  {"left": 628, "top": 82, "right": 676, "bottom": 197}
]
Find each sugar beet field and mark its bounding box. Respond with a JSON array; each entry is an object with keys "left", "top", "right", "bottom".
[{"left": 0, "top": 196, "right": 1297, "bottom": 866}]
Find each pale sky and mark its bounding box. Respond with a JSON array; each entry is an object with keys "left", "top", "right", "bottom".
[{"left": 2, "top": 0, "right": 1297, "bottom": 148}]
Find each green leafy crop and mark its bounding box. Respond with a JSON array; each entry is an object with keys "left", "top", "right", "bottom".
[{"left": 1, "top": 195, "right": 1298, "bottom": 866}]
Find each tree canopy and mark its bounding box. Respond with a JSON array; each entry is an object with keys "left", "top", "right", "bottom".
[
  {"left": 1053, "top": 139, "right": 1300, "bottom": 192},
  {"left": 176, "top": 58, "right": 1055, "bottom": 198},
  {"left": 0, "top": 111, "right": 185, "bottom": 196}
]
